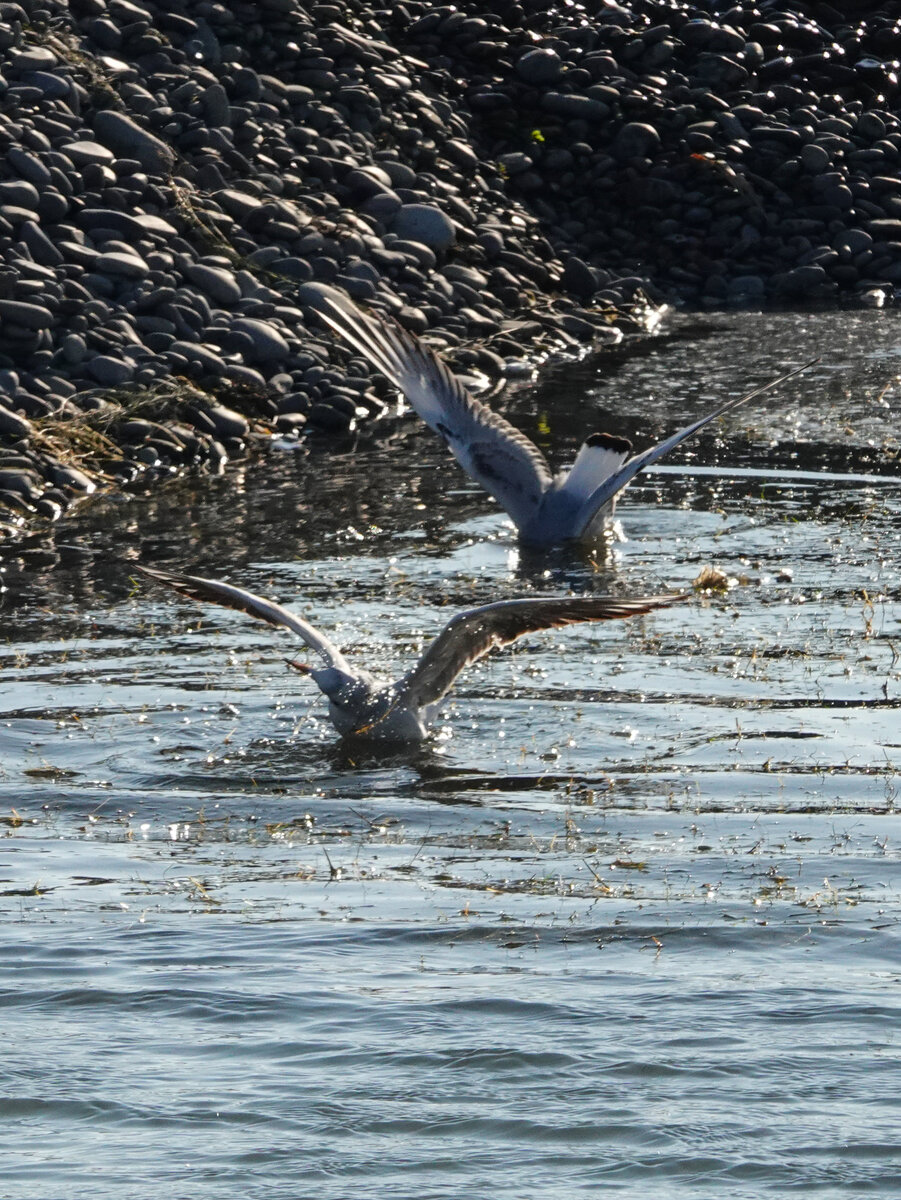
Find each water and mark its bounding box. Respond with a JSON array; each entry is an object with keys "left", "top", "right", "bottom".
[{"left": 2, "top": 310, "right": 900, "bottom": 1198}]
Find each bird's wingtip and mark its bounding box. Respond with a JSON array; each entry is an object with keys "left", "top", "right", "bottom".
[{"left": 135, "top": 563, "right": 184, "bottom": 585}]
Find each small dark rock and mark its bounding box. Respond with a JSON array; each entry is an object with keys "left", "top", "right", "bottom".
[
  {"left": 515, "top": 48, "right": 562, "bottom": 85},
  {"left": 612, "top": 122, "right": 661, "bottom": 161}
]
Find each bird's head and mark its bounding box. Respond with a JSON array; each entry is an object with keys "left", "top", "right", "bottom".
[
  {"left": 288, "top": 660, "right": 391, "bottom": 736},
  {"left": 288, "top": 661, "right": 369, "bottom": 706}
]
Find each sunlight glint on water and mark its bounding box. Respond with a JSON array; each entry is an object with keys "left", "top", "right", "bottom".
[{"left": 1, "top": 310, "right": 900, "bottom": 1199}]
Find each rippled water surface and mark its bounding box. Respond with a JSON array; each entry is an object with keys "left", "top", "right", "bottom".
[{"left": 2, "top": 310, "right": 900, "bottom": 1198}]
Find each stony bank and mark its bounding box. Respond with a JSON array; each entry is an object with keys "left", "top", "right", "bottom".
[{"left": 1, "top": 0, "right": 899, "bottom": 537}]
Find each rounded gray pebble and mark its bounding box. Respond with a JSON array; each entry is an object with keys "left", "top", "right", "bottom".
[
  {"left": 0, "top": 300, "right": 54, "bottom": 329},
  {"left": 801, "top": 143, "right": 830, "bottom": 173},
  {"left": 96, "top": 251, "right": 150, "bottom": 278},
  {"left": 87, "top": 356, "right": 135, "bottom": 386},
  {"left": 515, "top": 48, "right": 562, "bottom": 84},
  {"left": 612, "top": 122, "right": 661, "bottom": 160},
  {"left": 390, "top": 204, "right": 456, "bottom": 251},
  {"left": 0, "top": 405, "right": 34, "bottom": 439},
  {"left": 93, "top": 111, "right": 176, "bottom": 174},
  {"left": 183, "top": 263, "right": 242, "bottom": 305},
  {"left": 0, "top": 179, "right": 40, "bottom": 209},
  {"left": 230, "top": 318, "right": 290, "bottom": 362}
]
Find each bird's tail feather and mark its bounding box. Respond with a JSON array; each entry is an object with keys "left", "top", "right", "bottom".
[{"left": 558, "top": 432, "right": 634, "bottom": 503}]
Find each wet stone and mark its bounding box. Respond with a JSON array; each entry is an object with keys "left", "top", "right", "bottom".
[
  {"left": 60, "top": 333, "right": 87, "bottom": 364},
  {"left": 183, "top": 263, "right": 242, "bottom": 305},
  {"left": 230, "top": 317, "right": 290, "bottom": 362},
  {"left": 801, "top": 143, "right": 831, "bottom": 173},
  {"left": 0, "top": 179, "right": 39, "bottom": 209},
  {"left": 0, "top": 467, "right": 42, "bottom": 499},
  {"left": 0, "top": 404, "right": 33, "bottom": 439},
  {"left": 202, "top": 403, "right": 249, "bottom": 439},
  {"left": 865, "top": 219, "right": 901, "bottom": 241},
  {"left": 0, "top": 300, "right": 53, "bottom": 329},
  {"left": 390, "top": 204, "right": 456, "bottom": 251},
  {"left": 6, "top": 146, "right": 52, "bottom": 187},
  {"left": 44, "top": 462, "right": 95, "bottom": 493},
  {"left": 87, "top": 356, "right": 135, "bottom": 386},
  {"left": 516, "top": 48, "right": 562, "bottom": 84},
  {"left": 308, "top": 401, "right": 353, "bottom": 432},
  {"left": 97, "top": 251, "right": 150, "bottom": 278},
  {"left": 612, "top": 122, "right": 661, "bottom": 160},
  {"left": 540, "top": 93, "right": 609, "bottom": 122},
  {"left": 60, "top": 140, "right": 116, "bottom": 168},
  {"left": 93, "top": 111, "right": 176, "bottom": 173},
  {"left": 834, "top": 229, "right": 872, "bottom": 255},
  {"left": 857, "top": 113, "right": 886, "bottom": 142},
  {"left": 773, "top": 264, "right": 829, "bottom": 295},
  {"left": 562, "top": 256, "right": 600, "bottom": 298}
]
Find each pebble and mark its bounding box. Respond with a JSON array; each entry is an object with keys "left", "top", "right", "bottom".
[
  {"left": 1, "top": 0, "right": 900, "bottom": 535},
  {"left": 516, "top": 48, "right": 562, "bottom": 85},
  {"left": 0, "top": 179, "right": 40, "bottom": 209},
  {"left": 87, "top": 356, "right": 135, "bottom": 386},
  {"left": 96, "top": 251, "right": 149, "bottom": 279},
  {"left": 60, "top": 333, "right": 87, "bottom": 364},
  {"left": 774, "top": 264, "right": 830, "bottom": 296},
  {"left": 612, "top": 122, "right": 662, "bottom": 160},
  {"left": 183, "top": 264, "right": 242, "bottom": 306},
  {"left": 801, "top": 143, "right": 830, "bottom": 174},
  {"left": 727, "top": 275, "right": 767, "bottom": 303},
  {"left": 390, "top": 204, "right": 456, "bottom": 251},
  {"left": 540, "top": 93, "right": 609, "bottom": 123},
  {"left": 203, "top": 404, "right": 249, "bottom": 440},
  {"left": 6, "top": 147, "right": 52, "bottom": 187},
  {"left": 562, "top": 257, "right": 601, "bottom": 299},
  {"left": 230, "top": 317, "right": 290, "bottom": 363},
  {"left": 92, "top": 111, "right": 176, "bottom": 174},
  {"left": 0, "top": 405, "right": 33, "bottom": 439},
  {"left": 21, "top": 221, "right": 63, "bottom": 267},
  {"left": 0, "top": 299, "right": 53, "bottom": 329}
]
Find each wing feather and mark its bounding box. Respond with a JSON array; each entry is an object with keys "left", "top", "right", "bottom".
[
  {"left": 137, "top": 566, "right": 350, "bottom": 671},
  {"left": 572, "top": 358, "right": 819, "bottom": 537},
  {"left": 399, "top": 593, "right": 684, "bottom": 709},
  {"left": 310, "top": 286, "right": 553, "bottom": 528}
]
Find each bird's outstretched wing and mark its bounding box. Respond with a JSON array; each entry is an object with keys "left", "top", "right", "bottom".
[
  {"left": 398, "top": 593, "right": 684, "bottom": 710},
  {"left": 309, "top": 286, "right": 554, "bottom": 529},
  {"left": 137, "top": 566, "right": 351, "bottom": 672},
  {"left": 569, "top": 358, "right": 819, "bottom": 537}
]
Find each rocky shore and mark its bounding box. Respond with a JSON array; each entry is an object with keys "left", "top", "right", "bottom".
[{"left": 1, "top": 0, "right": 899, "bottom": 537}]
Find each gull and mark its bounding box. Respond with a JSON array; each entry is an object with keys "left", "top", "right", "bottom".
[
  {"left": 139, "top": 566, "right": 682, "bottom": 743},
  {"left": 310, "top": 286, "right": 816, "bottom": 548}
]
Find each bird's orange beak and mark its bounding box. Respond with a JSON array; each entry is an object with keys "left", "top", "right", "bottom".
[{"left": 286, "top": 659, "right": 312, "bottom": 674}]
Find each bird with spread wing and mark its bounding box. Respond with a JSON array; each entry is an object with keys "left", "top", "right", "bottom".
[
  {"left": 139, "top": 566, "right": 683, "bottom": 743},
  {"left": 309, "top": 286, "right": 815, "bottom": 548}
]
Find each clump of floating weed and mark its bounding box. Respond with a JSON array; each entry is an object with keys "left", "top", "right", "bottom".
[{"left": 693, "top": 565, "right": 737, "bottom": 594}]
